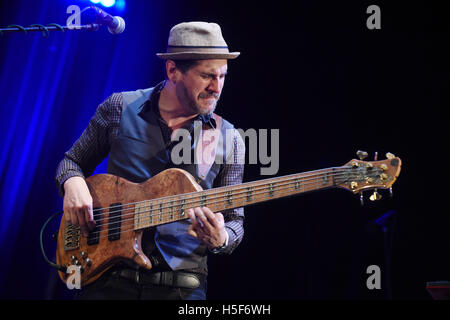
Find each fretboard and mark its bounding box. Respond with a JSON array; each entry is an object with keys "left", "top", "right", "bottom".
[{"left": 132, "top": 167, "right": 346, "bottom": 230}]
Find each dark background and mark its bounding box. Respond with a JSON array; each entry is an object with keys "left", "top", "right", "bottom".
[{"left": 0, "top": 0, "right": 448, "bottom": 300}]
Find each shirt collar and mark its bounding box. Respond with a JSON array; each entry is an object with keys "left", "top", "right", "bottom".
[{"left": 140, "top": 80, "right": 216, "bottom": 129}]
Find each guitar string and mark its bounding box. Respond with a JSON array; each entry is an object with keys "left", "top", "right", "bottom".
[
  {"left": 86, "top": 166, "right": 355, "bottom": 215},
  {"left": 65, "top": 179, "right": 350, "bottom": 244},
  {"left": 84, "top": 166, "right": 371, "bottom": 223},
  {"left": 82, "top": 168, "right": 364, "bottom": 227},
  {"left": 71, "top": 171, "right": 370, "bottom": 240},
  {"left": 75, "top": 169, "right": 371, "bottom": 231}
]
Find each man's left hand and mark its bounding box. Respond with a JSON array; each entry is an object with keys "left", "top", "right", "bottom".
[{"left": 187, "top": 207, "right": 227, "bottom": 250}]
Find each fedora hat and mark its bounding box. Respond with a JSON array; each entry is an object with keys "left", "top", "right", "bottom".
[{"left": 156, "top": 21, "right": 240, "bottom": 60}]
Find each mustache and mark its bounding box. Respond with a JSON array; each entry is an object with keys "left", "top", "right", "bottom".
[{"left": 198, "top": 92, "right": 220, "bottom": 99}]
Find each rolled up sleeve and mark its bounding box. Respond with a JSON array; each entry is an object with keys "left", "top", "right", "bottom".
[
  {"left": 214, "top": 128, "right": 245, "bottom": 254},
  {"left": 55, "top": 93, "right": 122, "bottom": 196}
]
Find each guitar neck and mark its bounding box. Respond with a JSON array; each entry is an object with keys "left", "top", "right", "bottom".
[{"left": 133, "top": 167, "right": 344, "bottom": 230}]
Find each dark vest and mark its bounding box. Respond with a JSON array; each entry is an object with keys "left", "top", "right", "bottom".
[{"left": 107, "top": 86, "right": 234, "bottom": 274}]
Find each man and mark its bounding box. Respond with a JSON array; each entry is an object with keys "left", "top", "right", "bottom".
[{"left": 55, "top": 22, "right": 245, "bottom": 300}]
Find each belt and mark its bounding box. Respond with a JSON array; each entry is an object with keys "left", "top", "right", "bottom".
[{"left": 110, "top": 268, "right": 203, "bottom": 290}]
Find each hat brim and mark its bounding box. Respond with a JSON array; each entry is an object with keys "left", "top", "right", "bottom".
[{"left": 156, "top": 52, "right": 240, "bottom": 60}]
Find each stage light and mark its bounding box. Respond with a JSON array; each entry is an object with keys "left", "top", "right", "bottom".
[
  {"left": 87, "top": 0, "right": 125, "bottom": 11},
  {"left": 100, "top": 0, "right": 115, "bottom": 8}
]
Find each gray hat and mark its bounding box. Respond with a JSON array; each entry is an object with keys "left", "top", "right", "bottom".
[{"left": 156, "top": 21, "right": 240, "bottom": 60}]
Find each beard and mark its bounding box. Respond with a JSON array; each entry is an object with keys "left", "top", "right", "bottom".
[
  {"left": 176, "top": 81, "right": 220, "bottom": 116},
  {"left": 196, "top": 92, "right": 220, "bottom": 115}
]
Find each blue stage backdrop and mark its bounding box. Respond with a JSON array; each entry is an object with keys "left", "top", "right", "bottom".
[{"left": 0, "top": 0, "right": 186, "bottom": 298}]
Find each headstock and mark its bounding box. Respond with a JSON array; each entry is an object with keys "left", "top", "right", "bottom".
[{"left": 336, "top": 151, "right": 402, "bottom": 204}]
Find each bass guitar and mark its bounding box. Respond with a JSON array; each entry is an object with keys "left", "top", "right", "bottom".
[{"left": 56, "top": 151, "right": 402, "bottom": 286}]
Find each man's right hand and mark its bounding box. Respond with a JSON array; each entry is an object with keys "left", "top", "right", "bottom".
[{"left": 63, "top": 176, "right": 95, "bottom": 237}]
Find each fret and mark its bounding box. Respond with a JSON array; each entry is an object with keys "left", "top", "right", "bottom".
[
  {"left": 146, "top": 202, "right": 153, "bottom": 226},
  {"left": 201, "top": 194, "right": 207, "bottom": 207},
  {"left": 134, "top": 202, "right": 145, "bottom": 229},
  {"left": 148, "top": 202, "right": 153, "bottom": 224},
  {"left": 269, "top": 183, "right": 274, "bottom": 197},
  {"left": 134, "top": 201, "right": 154, "bottom": 229},
  {"left": 246, "top": 186, "right": 252, "bottom": 202},
  {"left": 159, "top": 202, "right": 163, "bottom": 222},
  {"left": 322, "top": 171, "right": 330, "bottom": 185},
  {"left": 227, "top": 191, "right": 233, "bottom": 206},
  {"left": 180, "top": 199, "right": 186, "bottom": 218},
  {"left": 294, "top": 178, "right": 300, "bottom": 190},
  {"left": 169, "top": 200, "right": 174, "bottom": 219},
  {"left": 134, "top": 204, "right": 141, "bottom": 228}
]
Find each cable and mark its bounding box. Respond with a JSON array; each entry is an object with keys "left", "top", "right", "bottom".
[{"left": 40, "top": 210, "right": 67, "bottom": 273}]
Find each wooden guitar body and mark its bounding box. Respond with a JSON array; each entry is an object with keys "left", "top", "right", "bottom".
[{"left": 56, "top": 168, "right": 202, "bottom": 287}]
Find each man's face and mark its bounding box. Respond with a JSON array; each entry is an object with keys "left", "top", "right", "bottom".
[{"left": 175, "top": 59, "right": 228, "bottom": 115}]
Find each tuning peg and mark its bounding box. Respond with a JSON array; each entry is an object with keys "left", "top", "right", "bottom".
[
  {"left": 386, "top": 152, "right": 395, "bottom": 159},
  {"left": 356, "top": 150, "right": 368, "bottom": 160},
  {"left": 389, "top": 187, "right": 393, "bottom": 198},
  {"left": 374, "top": 151, "right": 378, "bottom": 161},
  {"left": 369, "top": 189, "right": 382, "bottom": 201},
  {"left": 359, "top": 192, "right": 364, "bottom": 206}
]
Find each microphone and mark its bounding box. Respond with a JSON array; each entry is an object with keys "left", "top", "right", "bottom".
[{"left": 89, "top": 6, "right": 125, "bottom": 34}]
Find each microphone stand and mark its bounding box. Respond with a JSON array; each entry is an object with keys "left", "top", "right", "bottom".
[
  {"left": 374, "top": 210, "right": 396, "bottom": 300},
  {"left": 0, "top": 23, "right": 99, "bottom": 38},
  {"left": 381, "top": 220, "right": 393, "bottom": 300},
  {"left": 0, "top": 6, "right": 115, "bottom": 38}
]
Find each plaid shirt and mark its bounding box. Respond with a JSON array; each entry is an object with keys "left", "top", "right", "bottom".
[{"left": 55, "top": 85, "right": 245, "bottom": 254}]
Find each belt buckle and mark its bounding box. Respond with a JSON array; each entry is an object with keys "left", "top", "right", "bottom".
[{"left": 177, "top": 272, "right": 201, "bottom": 289}]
